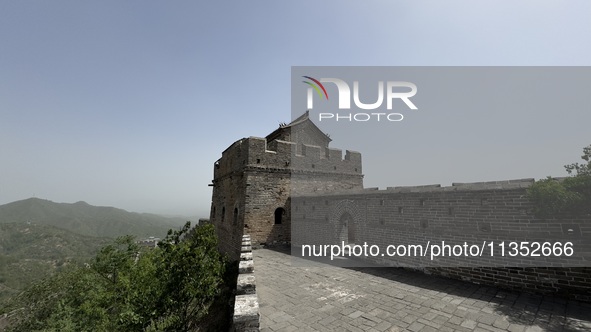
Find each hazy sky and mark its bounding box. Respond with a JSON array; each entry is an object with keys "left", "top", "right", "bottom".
[{"left": 1, "top": 1, "right": 591, "bottom": 217}]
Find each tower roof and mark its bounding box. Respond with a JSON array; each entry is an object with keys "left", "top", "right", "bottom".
[{"left": 266, "top": 111, "right": 332, "bottom": 146}]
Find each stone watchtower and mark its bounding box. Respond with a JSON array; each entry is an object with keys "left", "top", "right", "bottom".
[{"left": 209, "top": 112, "right": 363, "bottom": 259}]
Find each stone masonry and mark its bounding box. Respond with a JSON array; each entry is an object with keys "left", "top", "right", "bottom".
[
  {"left": 290, "top": 180, "right": 591, "bottom": 301},
  {"left": 233, "top": 234, "right": 260, "bottom": 332},
  {"left": 210, "top": 113, "right": 590, "bottom": 300},
  {"left": 209, "top": 111, "right": 363, "bottom": 260}
]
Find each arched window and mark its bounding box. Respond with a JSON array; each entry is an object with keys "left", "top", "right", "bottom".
[
  {"left": 274, "top": 207, "right": 285, "bottom": 225},
  {"left": 233, "top": 207, "right": 238, "bottom": 225}
]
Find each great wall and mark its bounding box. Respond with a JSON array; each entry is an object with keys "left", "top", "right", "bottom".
[{"left": 210, "top": 112, "right": 591, "bottom": 331}]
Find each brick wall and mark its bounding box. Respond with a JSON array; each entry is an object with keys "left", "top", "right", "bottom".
[
  {"left": 211, "top": 133, "right": 363, "bottom": 259},
  {"left": 292, "top": 179, "right": 591, "bottom": 300},
  {"left": 233, "top": 234, "right": 260, "bottom": 332}
]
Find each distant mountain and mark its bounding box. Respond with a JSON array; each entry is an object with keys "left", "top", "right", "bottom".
[
  {"left": 0, "top": 198, "right": 188, "bottom": 239},
  {"left": 0, "top": 198, "right": 191, "bottom": 306},
  {"left": 0, "top": 222, "right": 110, "bottom": 304}
]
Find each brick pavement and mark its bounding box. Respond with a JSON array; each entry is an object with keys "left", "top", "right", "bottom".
[{"left": 255, "top": 247, "right": 591, "bottom": 332}]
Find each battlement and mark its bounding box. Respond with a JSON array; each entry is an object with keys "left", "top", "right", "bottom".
[
  {"left": 213, "top": 138, "right": 249, "bottom": 179},
  {"left": 386, "top": 178, "right": 534, "bottom": 192},
  {"left": 213, "top": 136, "right": 363, "bottom": 180},
  {"left": 249, "top": 137, "right": 361, "bottom": 174},
  {"left": 293, "top": 178, "right": 535, "bottom": 197}
]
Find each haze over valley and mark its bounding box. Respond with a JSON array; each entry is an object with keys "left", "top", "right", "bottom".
[{"left": 0, "top": 197, "right": 189, "bottom": 304}]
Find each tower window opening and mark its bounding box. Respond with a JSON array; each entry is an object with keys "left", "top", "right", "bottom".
[{"left": 275, "top": 207, "right": 286, "bottom": 224}]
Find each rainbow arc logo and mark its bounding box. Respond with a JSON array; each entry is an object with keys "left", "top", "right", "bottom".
[
  {"left": 301, "top": 75, "right": 417, "bottom": 122},
  {"left": 302, "top": 76, "right": 329, "bottom": 100}
]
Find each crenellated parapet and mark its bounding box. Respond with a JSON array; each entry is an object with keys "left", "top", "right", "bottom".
[
  {"left": 213, "top": 138, "right": 249, "bottom": 180},
  {"left": 245, "top": 137, "right": 362, "bottom": 175},
  {"left": 294, "top": 178, "right": 535, "bottom": 197},
  {"left": 213, "top": 136, "right": 362, "bottom": 181}
]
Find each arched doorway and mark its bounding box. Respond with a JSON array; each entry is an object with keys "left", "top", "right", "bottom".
[{"left": 339, "top": 212, "right": 355, "bottom": 244}]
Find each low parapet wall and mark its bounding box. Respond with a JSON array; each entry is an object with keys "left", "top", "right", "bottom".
[
  {"left": 291, "top": 178, "right": 591, "bottom": 301},
  {"left": 232, "top": 234, "right": 260, "bottom": 332}
]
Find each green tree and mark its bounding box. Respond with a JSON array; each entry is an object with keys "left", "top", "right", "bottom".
[
  {"left": 148, "top": 222, "right": 226, "bottom": 331},
  {"left": 564, "top": 144, "right": 591, "bottom": 176},
  {"left": 1, "top": 222, "right": 229, "bottom": 332},
  {"left": 528, "top": 144, "right": 591, "bottom": 216}
]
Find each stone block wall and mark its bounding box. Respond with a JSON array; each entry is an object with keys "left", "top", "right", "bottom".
[
  {"left": 243, "top": 169, "right": 291, "bottom": 246},
  {"left": 211, "top": 134, "right": 363, "bottom": 259},
  {"left": 233, "top": 234, "right": 260, "bottom": 332},
  {"left": 292, "top": 179, "right": 591, "bottom": 300}
]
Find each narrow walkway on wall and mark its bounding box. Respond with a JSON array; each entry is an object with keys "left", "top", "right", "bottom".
[{"left": 255, "top": 247, "right": 591, "bottom": 332}]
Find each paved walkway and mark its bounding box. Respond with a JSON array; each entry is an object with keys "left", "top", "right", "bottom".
[{"left": 255, "top": 248, "right": 591, "bottom": 332}]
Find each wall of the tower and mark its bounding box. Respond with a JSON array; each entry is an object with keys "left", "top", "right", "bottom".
[
  {"left": 210, "top": 132, "right": 364, "bottom": 259},
  {"left": 210, "top": 138, "right": 249, "bottom": 260}
]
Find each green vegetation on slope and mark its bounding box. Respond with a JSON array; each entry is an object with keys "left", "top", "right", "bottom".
[
  {"left": 0, "top": 198, "right": 191, "bottom": 308},
  {"left": 1, "top": 223, "right": 235, "bottom": 332},
  {"left": 0, "top": 223, "right": 110, "bottom": 304},
  {"left": 0, "top": 198, "right": 187, "bottom": 239}
]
